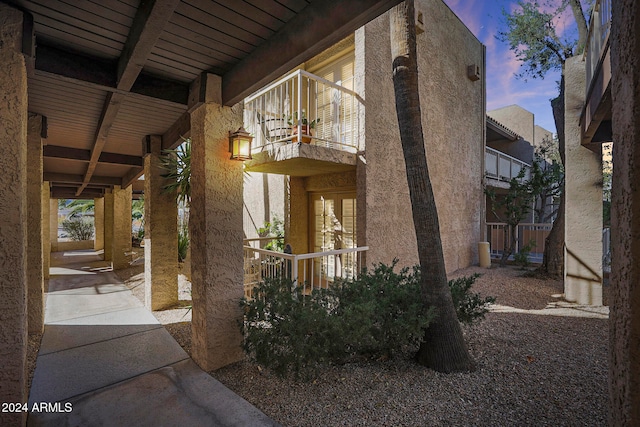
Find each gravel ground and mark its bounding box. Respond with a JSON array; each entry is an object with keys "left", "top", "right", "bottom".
[
  {"left": 27, "top": 332, "right": 43, "bottom": 392},
  {"left": 121, "top": 264, "right": 609, "bottom": 427}
]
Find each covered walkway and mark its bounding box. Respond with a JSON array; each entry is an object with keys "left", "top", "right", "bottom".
[{"left": 28, "top": 250, "right": 277, "bottom": 426}]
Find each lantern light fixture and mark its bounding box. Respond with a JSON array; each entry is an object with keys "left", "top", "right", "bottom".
[{"left": 228, "top": 127, "right": 253, "bottom": 161}]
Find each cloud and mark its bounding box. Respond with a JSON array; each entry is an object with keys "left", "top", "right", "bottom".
[
  {"left": 444, "top": 0, "right": 561, "bottom": 133},
  {"left": 444, "top": 0, "right": 484, "bottom": 36}
]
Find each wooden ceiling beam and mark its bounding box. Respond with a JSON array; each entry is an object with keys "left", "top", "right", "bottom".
[
  {"left": 44, "top": 145, "right": 91, "bottom": 162},
  {"left": 222, "top": 0, "right": 403, "bottom": 106},
  {"left": 44, "top": 172, "right": 122, "bottom": 186},
  {"left": 35, "top": 43, "right": 117, "bottom": 88},
  {"left": 162, "top": 112, "right": 191, "bottom": 151},
  {"left": 44, "top": 145, "right": 143, "bottom": 166},
  {"left": 77, "top": 0, "right": 181, "bottom": 197},
  {"left": 117, "top": 0, "right": 181, "bottom": 88},
  {"left": 121, "top": 167, "right": 145, "bottom": 189},
  {"left": 51, "top": 188, "right": 105, "bottom": 199}
]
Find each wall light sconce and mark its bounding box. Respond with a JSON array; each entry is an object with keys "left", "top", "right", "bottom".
[{"left": 228, "top": 127, "right": 253, "bottom": 161}]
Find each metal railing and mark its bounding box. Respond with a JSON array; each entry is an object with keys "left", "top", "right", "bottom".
[
  {"left": 486, "top": 223, "right": 552, "bottom": 263},
  {"left": 584, "top": 0, "right": 611, "bottom": 97},
  {"left": 243, "top": 246, "right": 369, "bottom": 298},
  {"left": 485, "top": 147, "right": 531, "bottom": 183},
  {"left": 244, "top": 69, "right": 363, "bottom": 154}
]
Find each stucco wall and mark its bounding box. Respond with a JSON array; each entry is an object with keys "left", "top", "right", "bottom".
[
  {"left": 488, "top": 105, "right": 535, "bottom": 164},
  {"left": 563, "top": 56, "right": 602, "bottom": 305},
  {"left": 27, "top": 114, "right": 44, "bottom": 334},
  {"left": 190, "top": 95, "right": 245, "bottom": 371},
  {"left": 243, "top": 172, "right": 286, "bottom": 240},
  {"left": 534, "top": 125, "right": 553, "bottom": 148},
  {"left": 610, "top": 0, "right": 640, "bottom": 421},
  {"left": 356, "top": 0, "right": 484, "bottom": 273},
  {"left": 0, "top": 4, "right": 28, "bottom": 424}
]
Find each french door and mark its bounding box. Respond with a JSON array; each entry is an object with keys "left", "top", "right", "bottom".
[{"left": 309, "top": 191, "right": 357, "bottom": 285}]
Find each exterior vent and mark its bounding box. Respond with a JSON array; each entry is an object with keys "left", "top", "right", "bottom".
[{"left": 467, "top": 64, "right": 481, "bottom": 81}]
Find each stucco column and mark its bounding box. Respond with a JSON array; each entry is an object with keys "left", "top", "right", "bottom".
[
  {"left": 143, "top": 135, "right": 178, "bottom": 310},
  {"left": 111, "top": 185, "right": 132, "bottom": 270},
  {"left": 27, "top": 113, "right": 44, "bottom": 333},
  {"left": 0, "top": 4, "right": 29, "bottom": 424},
  {"left": 563, "top": 56, "right": 602, "bottom": 305},
  {"left": 42, "top": 182, "right": 50, "bottom": 279},
  {"left": 610, "top": 0, "right": 640, "bottom": 422},
  {"left": 104, "top": 191, "right": 114, "bottom": 261},
  {"left": 288, "top": 176, "right": 308, "bottom": 254},
  {"left": 49, "top": 198, "right": 58, "bottom": 252},
  {"left": 94, "top": 197, "right": 105, "bottom": 251},
  {"left": 189, "top": 75, "right": 244, "bottom": 371}
]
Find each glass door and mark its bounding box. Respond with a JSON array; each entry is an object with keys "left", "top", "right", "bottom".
[{"left": 309, "top": 192, "right": 357, "bottom": 287}]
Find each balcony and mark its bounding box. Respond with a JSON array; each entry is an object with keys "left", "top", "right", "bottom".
[
  {"left": 485, "top": 147, "right": 530, "bottom": 188},
  {"left": 581, "top": 0, "right": 612, "bottom": 148},
  {"left": 243, "top": 69, "right": 363, "bottom": 176}
]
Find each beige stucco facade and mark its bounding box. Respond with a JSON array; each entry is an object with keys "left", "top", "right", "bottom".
[
  {"left": 243, "top": 0, "right": 485, "bottom": 275},
  {"left": 359, "top": 0, "right": 484, "bottom": 272},
  {"left": 610, "top": 0, "right": 640, "bottom": 421},
  {"left": 189, "top": 76, "right": 245, "bottom": 372},
  {"left": 27, "top": 113, "right": 45, "bottom": 334},
  {"left": 94, "top": 197, "right": 105, "bottom": 251},
  {"left": 0, "top": 5, "right": 29, "bottom": 424},
  {"left": 564, "top": 56, "right": 603, "bottom": 305},
  {"left": 111, "top": 185, "right": 133, "bottom": 270},
  {"left": 488, "top": 105, "right": 535, "bottom": 164},
  {"left": 49, "top": 198, "right": 58, "bottom": 252},
  {"left": 42, "top": 182, "right": 50, "bottom": 280},
  {"left": 144, "top": 135, "right": 178, "bottom": 310}
]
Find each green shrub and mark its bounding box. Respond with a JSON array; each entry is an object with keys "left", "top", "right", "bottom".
[
  {"left": 241, "top": 261, "right": 434, "bottom": 379},
  {"left": 257, "top": 215, "right": 284, "bottom": 252},
  {"left": 178, "top": 225, "right": 189, "bottom": 262},
  {"left": 447, "top": 274, "right": 495, "bottom": 325},
  {"left": 61, "top": 217, "right": 94, "bottom": 241},
  {"left": 514, "top": 239, "right": 536, "bottom": 268}
]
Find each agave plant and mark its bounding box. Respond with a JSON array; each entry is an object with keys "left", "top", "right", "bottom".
[{"left": 160, "top": 137, "right": 191, "bottom": 207}]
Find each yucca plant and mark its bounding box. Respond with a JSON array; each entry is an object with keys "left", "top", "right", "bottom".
[
  {"left": 178, "top": 224, "right": 189, "bottom": 262},
  {"left": 161, "top": 137, "right": 191, "bottom": 207}
]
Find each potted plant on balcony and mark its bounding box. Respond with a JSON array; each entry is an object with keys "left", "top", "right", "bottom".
[{"left": 287, "top": 111, "right": 320, "bottom": 143}]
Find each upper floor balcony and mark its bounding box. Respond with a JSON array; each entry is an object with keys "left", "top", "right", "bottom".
[
  {"left": 243, "top": 69, "right": 363, "bottom": 176},
  {"left": 581, "top": 0, "right": 612, "bottom": 148},
  {"left": 485, "top": 146, "right": 530, "bottom": 189}
]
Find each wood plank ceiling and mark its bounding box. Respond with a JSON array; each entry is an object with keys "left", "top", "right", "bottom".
[{"left": 8, "top": 0, "right": 403, "bottom": 198}]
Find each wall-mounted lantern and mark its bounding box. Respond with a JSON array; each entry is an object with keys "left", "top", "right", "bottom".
[{"left": 228, "top": 127, "right": 253, "bottom": 161}]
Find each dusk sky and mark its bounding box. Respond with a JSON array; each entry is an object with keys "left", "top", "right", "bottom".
[{"left": 442, "top": 0, "right": 584, "bottom": 135}]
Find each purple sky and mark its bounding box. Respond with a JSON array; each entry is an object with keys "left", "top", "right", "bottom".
[{"left": 442, "top": 0, "right": 583, "bottom": 135}]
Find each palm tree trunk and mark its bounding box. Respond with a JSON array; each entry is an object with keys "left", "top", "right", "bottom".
[{"left": 389, "top": 0, "right": 473, "bottom": 373}]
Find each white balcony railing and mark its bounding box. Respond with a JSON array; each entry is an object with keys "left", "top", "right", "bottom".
[
  {"left": 584, "top": 0, "right": 611, "bottom": 96},
  {"left": 243, "top": 246, "right": 369, "bottom": 298},
  {"left": 244, "top": 69, "right": 363, "bottom": 154},
  {"left": 485, "top": 147, "right": 531, "bottom": 183}
]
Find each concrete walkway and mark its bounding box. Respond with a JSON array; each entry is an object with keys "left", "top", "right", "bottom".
[{"left": 28, "top": 250, "right": 278, "bottom": 426}]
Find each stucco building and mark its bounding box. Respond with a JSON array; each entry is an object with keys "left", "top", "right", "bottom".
[{"left": 243, "top": 0, "right": 485, "bottom": 280}]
